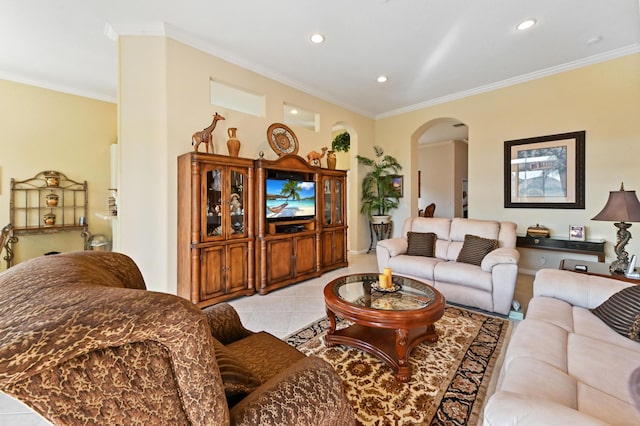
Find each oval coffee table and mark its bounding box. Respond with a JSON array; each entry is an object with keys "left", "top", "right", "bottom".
[{"left": 323, "top": 273, "right": 445, "bottom": 382}]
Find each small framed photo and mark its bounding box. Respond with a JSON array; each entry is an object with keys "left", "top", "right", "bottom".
[
  {"left": 389, "top": 175, "right": 404, "bottom": 198},
  {"left": 569, "top": 225, "right": 585, "bottom": 241}
]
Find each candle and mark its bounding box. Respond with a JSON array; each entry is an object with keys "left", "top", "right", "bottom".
[
  {"left": 379, "top": 274, "right": 390, "bottom": 289},
  {"left": 384, "top": 267, "right": 392, "bottom": 278}
]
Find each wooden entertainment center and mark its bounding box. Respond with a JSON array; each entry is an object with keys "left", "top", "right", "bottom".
[{"left": 178, "top": 152, "right": 347, "bottom": 308}]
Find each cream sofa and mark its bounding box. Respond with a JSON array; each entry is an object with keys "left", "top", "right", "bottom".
[
  {"left": 376, "top": 217, "right": 519, "bottom": 315},
  {"left": 484, "top": 269, "right": 640, "bottom": 425}
]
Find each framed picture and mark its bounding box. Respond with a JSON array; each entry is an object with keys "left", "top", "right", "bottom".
[
  {"left": 569, "top": 225, "right": 586, "bottom": 241},
  {"left": 504, "top": 131, "right": 585, "bottom": 209},
  {"left": 389, "top": 175, "right": 404, "bottom": 198}
]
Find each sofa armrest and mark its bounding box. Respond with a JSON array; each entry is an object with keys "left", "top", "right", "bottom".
[
  {"left": 481, "top": 247, "right": 520, "bottom": 273},
  {"left": 533, "top": 269, "right": 633, "bottom": 309},
  {"left": 377, "top": 237, "right": 408, "bottom": 257},
  {"left": 202, "top": 303, "right": 254, "bottom": 344},
  {"left": 376, "top": 237, "right": 408, "bottom": 271},
  {"left": 230, "top": 356, "right": 355, "bottom": 426}
]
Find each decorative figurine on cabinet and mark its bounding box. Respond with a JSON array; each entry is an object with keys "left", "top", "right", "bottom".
[
  {"left": 306, "top": 146, "right": 328, "bottom": 167},
  {"left": 192, "top": 112, "right": 225, "bottom": 154}
]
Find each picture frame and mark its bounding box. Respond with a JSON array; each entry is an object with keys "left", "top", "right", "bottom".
[
  {"left": 569, "top": 225, "right": 586, "bottom": 241},
  {"left": 389, "top": 175, "right": 404, "bottom": 198},
  {"left": 504, "top": 131, "right": 585, "bottom": 209}
]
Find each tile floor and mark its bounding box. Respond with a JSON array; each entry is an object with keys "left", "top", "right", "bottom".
[
  {"left": 0, "top": 253, "right": 534, "bottom": 425},
  {"left": 0, "top": 253, "right": 379, "bottom": 425}
]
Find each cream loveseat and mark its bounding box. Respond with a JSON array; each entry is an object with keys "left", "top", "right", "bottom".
[
  {"left": 376, "top": 217, "right": 519, "bottom": 315},
  {"left": 484, "top": 269, "right": 640, "bottom": 425}
]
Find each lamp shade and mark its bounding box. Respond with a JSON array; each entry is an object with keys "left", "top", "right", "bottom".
[{"left": 592, "top": 188, "right": 640, "bottom": 222}]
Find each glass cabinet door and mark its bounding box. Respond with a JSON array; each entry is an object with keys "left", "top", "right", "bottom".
[
  {"left": 323, "top": 178, "right": 332, "bottom": 225},
  {"left": 228, "top": 167, "right": 247, "bottom": 237},
  {"left": 334, "top": 178, "right": 343, "bottom": 225},
  {"left": 204, "top": 166, "right": 223, "bottom": 238}
]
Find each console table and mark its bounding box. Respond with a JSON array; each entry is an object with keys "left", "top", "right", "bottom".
[
  {"left": 516, "top": 235, "right": 605, "bottom": 262},
  {"left": 560, "top": 259, "right": 640, "bottom": 284}
]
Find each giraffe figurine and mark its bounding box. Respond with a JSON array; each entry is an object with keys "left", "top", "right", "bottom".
[{"left": 192, "top": 113, "right": 225, "bottom": 153}]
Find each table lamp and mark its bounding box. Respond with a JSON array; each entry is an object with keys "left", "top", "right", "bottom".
[{"left": 592, "top": 183, "right": 640, "bottom": 274}]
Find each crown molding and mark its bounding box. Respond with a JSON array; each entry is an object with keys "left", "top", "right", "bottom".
[
  {"left": 0, "top": 70, "right": 116, "bottom": 103},
  {"left": 377, "top": 43, "right": 640, "bottom": 120}
]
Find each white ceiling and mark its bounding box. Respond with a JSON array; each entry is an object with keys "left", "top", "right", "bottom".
[{"left": 1, "top": 0, "right": 639, "bottom": 118}]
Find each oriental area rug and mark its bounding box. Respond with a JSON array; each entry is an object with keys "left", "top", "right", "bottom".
[{"left": 286, "top": 306, "right": 513, "bottom": 426}]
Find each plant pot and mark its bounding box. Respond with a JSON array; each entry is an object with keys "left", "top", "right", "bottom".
[{"left": 371, "top": 215, "right": 391, "bottom": 224}]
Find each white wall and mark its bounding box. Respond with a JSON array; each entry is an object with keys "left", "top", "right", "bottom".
[{"left": 418, "top": 140, "right": 468, "bottom": 218}]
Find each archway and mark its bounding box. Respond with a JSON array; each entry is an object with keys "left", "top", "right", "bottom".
[
  {"left": 411, "top": 118, "right": 468, "bottom": 218},
  {"left": 330, "top": 121, "right": 358, "bottom": 252}
]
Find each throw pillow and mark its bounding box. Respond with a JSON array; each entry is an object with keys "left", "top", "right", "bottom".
[
  {"left": 630, "top": 314, "right": 640, "bottom": 341},
  {"left": 406, "top": 232, "right": 436, "bottom": 257},
  {"left": 211, "top": 337, "right": 261, "bottom": 406},
  {"left": 591, "top": 285, "right": 640, "bottom": 341},
  {"left": 456, "top": 234, "right": 498, "bottom": 266}
]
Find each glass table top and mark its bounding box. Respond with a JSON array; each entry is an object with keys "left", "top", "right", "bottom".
[{"left": 331, "top": 273, "right": 436, "bottom": 311}]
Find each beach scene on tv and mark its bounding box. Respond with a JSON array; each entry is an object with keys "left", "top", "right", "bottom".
[{"left": 265, "top": 179, "right": 316, "bottom": 219}]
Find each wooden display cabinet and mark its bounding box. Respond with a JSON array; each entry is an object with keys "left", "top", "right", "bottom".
[
  {"left": 254, "top": 155, "right": 348, "bottom": 295},
  {"left": 255, "top": 155, "right": 319, "bottom": 294},
  {"left": 320, "top": 171, "right": 348, "bottom": 270},
  {"left": 177, "top": 152, "right": 254, "bottom": 308}
]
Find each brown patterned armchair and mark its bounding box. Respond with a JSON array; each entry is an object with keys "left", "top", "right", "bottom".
[{"left": 0, "top": 251, "right": 354, "bottom": 425}]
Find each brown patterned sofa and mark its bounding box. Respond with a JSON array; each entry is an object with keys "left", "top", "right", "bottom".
[{"left": 0, "top": 251, "right": 354, "bottom": 425}]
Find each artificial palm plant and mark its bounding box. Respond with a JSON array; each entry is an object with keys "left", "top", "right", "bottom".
[{"left": 356, "top": 146, "right": 402, "bottom": 220}]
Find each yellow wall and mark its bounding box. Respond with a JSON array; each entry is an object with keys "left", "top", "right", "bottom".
[
  {"left": 118, "top": 36, "right": 375, "bottom": 293},
  {"left": 376, "top": 53, "right": 640, "bottom": 268},
  {"left": 0, "top": 79, "right": 116, "bottom": 271}
]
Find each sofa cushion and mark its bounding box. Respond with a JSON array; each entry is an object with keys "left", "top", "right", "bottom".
[
  {"left": 388, "top": 255, "right": 443, "bottom": 282},
  {"left": 212, "top": 337, "right": 261, "bottom": 405},
  {"left": 406, "top": 231, "right": 436, "bottom": 257},
  {"left": 591, "top": 285, "right": 640, "bottom": 341},
  {"left": 568, "top": 333, "right": 640, "bottom": 406},
  {"left": 456, "top": 234, "right": 498, "bottom": 266}
]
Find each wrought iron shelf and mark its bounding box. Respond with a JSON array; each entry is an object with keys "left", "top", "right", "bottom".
[{"left": 5, "top": 171, "right": 90, "bottom": 267}]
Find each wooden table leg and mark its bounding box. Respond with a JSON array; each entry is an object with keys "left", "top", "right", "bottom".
[
  {"left": 325, "top": 309, "right": 337, "bottom": 347},
  {"left": 395, "top": 328, "right": 411, "bottom": 382}
]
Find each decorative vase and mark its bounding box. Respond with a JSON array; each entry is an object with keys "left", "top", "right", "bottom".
[
  {"left": 44, "top": 171, "right": 60, "bottom": 187},
  {"left": 226, "top": 127, "right": 241, "bottom": 157},
  {"left": 326, "top": 150, "right": 337, "bottom": 169},
  {"left": 43, "top": 212, "right": 56, "bottom": 226},
  {"left": 45, "top": 193, "right": 59, "bottom": 207}
]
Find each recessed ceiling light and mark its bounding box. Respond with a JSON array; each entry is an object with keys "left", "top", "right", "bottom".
[
  {"left": 290, "top": 109, "right": 298, "bottom": 115},
  {"left": 516, "top": 19, "right": 537, "bottom": 31},
  {"left": 310, "top": 33, "right": 325, "bottom": 44},
  {"left": 377, "top": 76, "right": 388, "bottom": 83}
]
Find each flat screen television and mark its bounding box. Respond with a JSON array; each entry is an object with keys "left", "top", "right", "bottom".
[{"left": 265, "top": 178, "right": 316, "bottom": 220}]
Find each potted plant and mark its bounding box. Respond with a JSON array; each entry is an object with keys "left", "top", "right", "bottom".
[
  {"left": 331, "top": 131, "right": 350, "bottom": 153},
  {"left": 356, "top": 145, "right": 402, "bottom": 223},
  {"left": 327, "top": 131, "right": 350, "bottom": 170}
]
